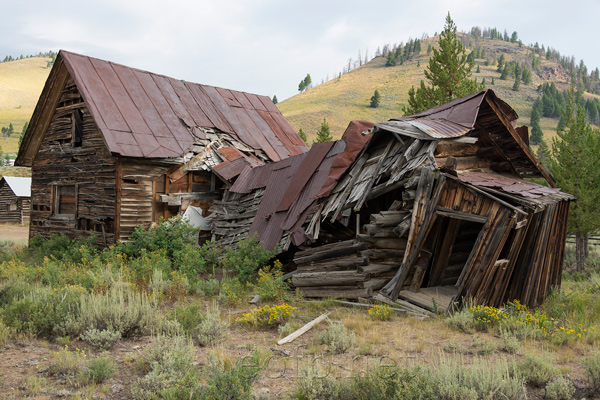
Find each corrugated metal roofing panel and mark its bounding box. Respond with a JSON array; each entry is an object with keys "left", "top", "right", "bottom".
[
  {"left": 455, "top": 172, "right": 562, "bottom": 199},
  {"left": 2, "top": 177, "right": 31, "bottom": 197},
  {"left": 406, "top": 119, "right": 472, "bottom": 138},
  {"left": 59, "top": 50, "right": 305, "bottom": 161}
]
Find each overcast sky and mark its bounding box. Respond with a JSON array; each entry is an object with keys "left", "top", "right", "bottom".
[{"left": 1, "top": 0, "right": 598, "bottom": 101}]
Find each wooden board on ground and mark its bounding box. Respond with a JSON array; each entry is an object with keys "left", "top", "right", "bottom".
[{"left": 398, "top": 285, "right": 457, "bottom": 312}]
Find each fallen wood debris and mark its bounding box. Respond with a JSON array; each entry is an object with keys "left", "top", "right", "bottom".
[{"left": 277, "top": 312, "right": 330, "bottom": 345}]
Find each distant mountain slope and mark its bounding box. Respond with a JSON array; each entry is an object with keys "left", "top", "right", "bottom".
[
  {"left": 278, "top": 34, "right": 597, "bottom": 145},
  {"left": 0, "top": 57, "right": 51, "bottom": 155}
]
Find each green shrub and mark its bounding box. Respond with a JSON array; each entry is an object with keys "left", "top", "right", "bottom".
[
  {"left": 201, "top": 352, "right": 260, "bottom": 400},
  {"left": 290, "top": 365, "right": 340, "bottom": 400},
  {"left": 583, "top": 352, "right": 600, "bottom": 393},
  {"left": 29, "top": 233, "right": 99, "bottom": 263},
  {"left": 472, "top": 334, "right": 497, "bottom": 355},
  {"left": 319, "top": 322, "right": 355, "bottom": 354},
  {"left": 499, "top": 330, "right": 520, "bottom": 354},
  {"left": 368, "top": 304, "right": 393, "bottom": 321},
  {"left": 80, "top": 328, "right": 121, "bottom": 350},
  {"left": 193, "top": 278, "right": 220, "bottom": 297},
  {"left": 235, "top": 304, "right": 296, "bottom": 328},
  {"left": 544, "top": 376, "right": 575, "bottom": 400},
  {"left": 132, "top": 334, "right": 199, "bottom": 399},
  {"left": 128, "top": 249, "right": 172, "bottom": 287},
  {"left": 219, "top": 277, "right": 246, "bottom": 305},
  {"left": 193, "top": 303, "right": 228, "bottom": 346},
  {"left": 75, "top": 285, "right": 167, "bottom": 338},
  {"left": 220, "top": 233, "right": 274, "bottom": 283},
  {"left": 169, "top": 302, "right": 205, "bottom": 334},
  {"left": 436, "top": 356, "right": 526, "bottom": 400},
  {"left": 446, "top": 308, "right": 475, "bottom": 332},
  {"left": 253, "top": 261, "right": 289, "bottom": 302},
  {"left": 84, "top": 353, "right": 116, "bottom": 383},
  {"left": 1, "top": 285, "right": 81, "bottom": 337},
  {"left": 511, "top": 353, "right": 557, "bottom": 387},
  {"left": 117, "top": 216, "right": 200, "bottom": 262},
  {"left": 49, "top": 345, "right": 87, "bottom": 376}
]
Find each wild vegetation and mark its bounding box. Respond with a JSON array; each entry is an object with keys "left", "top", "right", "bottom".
[{"left": 0, "top": 219, "right": 598, "bottom": 398}]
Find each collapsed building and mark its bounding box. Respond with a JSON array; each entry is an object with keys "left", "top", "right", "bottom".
[{"left": 212, "top": 90, "right": 574, "bottom": 312}]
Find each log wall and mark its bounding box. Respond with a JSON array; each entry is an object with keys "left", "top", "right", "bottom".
[
  {"left": 0, "top": 186, "right": 29, "bottom": 225},
  {"left": 29, "top": 75, "right": 116, "bottom": 245}
]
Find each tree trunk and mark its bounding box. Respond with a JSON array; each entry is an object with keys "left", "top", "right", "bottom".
[
  {"left": 584, "top": 232, "right": 590, "bottom": 262},
  {"left": 576, "top": 232, "right": 585, "bottom": 273}
]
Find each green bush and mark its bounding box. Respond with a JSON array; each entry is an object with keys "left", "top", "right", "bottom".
[
  {"left": 80, "top": 328, "right": 121, "bottom": 350},
  {"left": 1, "top": 285, "right": 81, "bottom": 337},
  {"left": 132, "top": 334, "right": 200, "bottom": 399},
  {"left": 253, "top": 261, "right": 289, "bottom": 302},
  {"left": 201, "top": 352, "right": 260, "bottom": 400},
  {"left": 583, "top": 352, "right": 600, "bottom": 393},
  {"left": 169, "top": 302, "right": 205, "bottom": 334},
  {"left": 220, "top": 233, "right": 274, "bottom": 283},
  {"left": 511, "top": 353, "right": 557, "bottom": 387},
  {"left": 117, "top": 216, "right": 200, "bottom": 262},
  {"left": 84, "top": 353, "right": 116, "bottom": 383},
  {"left": 544, "top": 376, "right": 575, "bottom": 400},
  {"left": 290, "top": 365, "right": 340, "bottom": 400},
  {"left": 29, "top": 233, "right": 99, "bottom": 263},
  {"left": 318, "top": 322, "right": 355, "bottom": 354},
  {"left": 193, "top": 303, "right": 228, "bottom": 346}
]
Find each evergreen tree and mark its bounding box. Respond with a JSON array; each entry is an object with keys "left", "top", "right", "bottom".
[
  {"left": 521, "top": 67, "right": 532, "bottom": 84},
  {"left": 304, "top": 74, "right": 312, "bottom": 89},
  {"left": 481, "top": 77, "right": 486, "bottom": 86},
  {"left": 7, "top": 123, "right": 13, "bottom": 136},
  {"left": 403, "top": 13, "right": 482, "bottom": 115},
  {"left": 512, "top": 76, "right": 521, "bottom": 91},
  {"left": 272, "top": 95, "right": 278, "bottom": 104},
  {"left": 491, "top": 77, "right": 495, "bottom": 85},
  {"left": 476, "top": 64, "right": 480, "bottom": 73},
  {"left": 314, "top": 118, "right": 333, "bottom": 143},
  {"left": 370, "top": 90, "right": 381, "bottom": 108},
  {"left": 298, "top": 128, "right": 308, "bottom": 144},
  {"left": 549, "top": 87, "right": 600, "bottom": 271},
  {"left": 385, "top": 52, "right": 397, "bottom": 67},
  {"left": 298, "top": 80, "right": 306, "bottom": 93}
]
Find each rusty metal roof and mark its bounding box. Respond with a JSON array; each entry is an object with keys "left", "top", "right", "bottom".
[
  {"left": 228, "top": 121, "right": 372, "bottom": 250},
  {"left": 60, "top": 50, "right": 307, "bottom": 160},
  {"left": 454, "top": 172, "right": 572, "bottom": 200}
]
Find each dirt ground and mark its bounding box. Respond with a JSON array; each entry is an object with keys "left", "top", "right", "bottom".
[{"left": 0, "top": 224, "right": 28, "bottom": 243}]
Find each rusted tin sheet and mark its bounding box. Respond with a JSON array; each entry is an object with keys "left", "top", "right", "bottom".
[
  {"left": 229, "top": 128, "right": 368, "bottom": 250},
  {"left": 456, "top": 172, "right": 561, "bottom": 199},
  {"left": 60, "top": 50, "right": 306, "bottom": 160}
]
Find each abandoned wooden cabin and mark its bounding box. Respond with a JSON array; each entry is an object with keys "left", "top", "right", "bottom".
[
  {"left": 0, "top": 176, "right": 31, "bottom": 225},
  {"left": 15, "top": 50, "right": 307, "bottom": 246},
  {"left": 212, "top": 90, "right": 574, "bottom": 311}
]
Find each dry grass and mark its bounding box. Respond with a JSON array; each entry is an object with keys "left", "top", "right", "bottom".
[
  {"left": 0, "top": 57, "right": 51, "bottom": 155},
  {"left": 280, "top": 34, "right": 579, "bottom": 144}
]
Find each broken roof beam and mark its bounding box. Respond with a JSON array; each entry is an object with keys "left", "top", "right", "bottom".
[{"left": 484, "top": 96, "right": 556, "bottom": 187}]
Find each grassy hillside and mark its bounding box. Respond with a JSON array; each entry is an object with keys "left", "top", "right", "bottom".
[
  {"left": 279, "top": 34, "right": 593, "bottom": 147},
  {"left": 0, "top": 57, "right": 51, "bottom": 156}
]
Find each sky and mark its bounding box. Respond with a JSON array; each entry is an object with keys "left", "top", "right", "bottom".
[{"left": 1, "top": 0, "right": 598, "bottom": 101}]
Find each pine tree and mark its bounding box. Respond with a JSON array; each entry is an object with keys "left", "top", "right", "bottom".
[
  {"left": 314, "top": 118, "right": 333, "bottom": 143},
  {"left": 304, "top": 74, "right": 312, "bottom": 89},
  {"left": 521, "top": 67, "right": 532, "bottom": 85},
  {"left": 476, "top": 64, "right": 480, "bottom": 73},
  {"left": 491, "top": 77, "right": 495, "bottom": 85},
  {"left": 549, "top": 87, "right": 600, "bottom": 271},
  {"left": 298, "top": 80, "right": 306, "bottom": 93},
  {"left": 370, "top": 90, "right": 381, "bottom": 108},
  {"left": 403, "top": 13, "right": 482, "bottom": 115},
  {"left": 512, "top": 77, "right": 520, "bottom": 91},
  {"left": 272, "top": 95, "right": 278, "bottom": 104},
  {"left": 481, "top": 77, "right": 486, "bottom": 86},
  {"left": 298, "top": 128, "right": 308, "bottom": 144}
]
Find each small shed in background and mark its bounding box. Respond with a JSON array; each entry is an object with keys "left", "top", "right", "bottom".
[{"left": 0, "top": 176, "right": 31, "bottom": 225}]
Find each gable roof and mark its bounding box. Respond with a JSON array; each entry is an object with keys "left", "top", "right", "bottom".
[
  {"left": 16, "top": 50, "right": 307, "bottom": 166},
  {"left": 374, "top": 89, "right": 555, "bottom": 186},
  {"left": 0, "top": 177, "right": 31, "bottom": 197}
]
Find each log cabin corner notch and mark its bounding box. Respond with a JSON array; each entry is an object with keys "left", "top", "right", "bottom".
[
  {"left": 212, "top": 90, "right": 574, "bottom": 311},
  {"left": 15, "top": 50, "right": 308, "bottom": 246}
]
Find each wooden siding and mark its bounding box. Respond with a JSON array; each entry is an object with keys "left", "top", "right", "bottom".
[
  {"left": 0, "top": 186, "right": 29, "bottom": 225},
  {"left": 29, "top": 75, "right": 116, "bottom": 245}
]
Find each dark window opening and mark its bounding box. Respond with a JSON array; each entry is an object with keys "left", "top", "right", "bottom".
[
  {"left": 72, "top": 109, "right": 83, "bottom": 147},
  {"left": 54, "top": 185, "right": 77, "bottom": 216}
]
